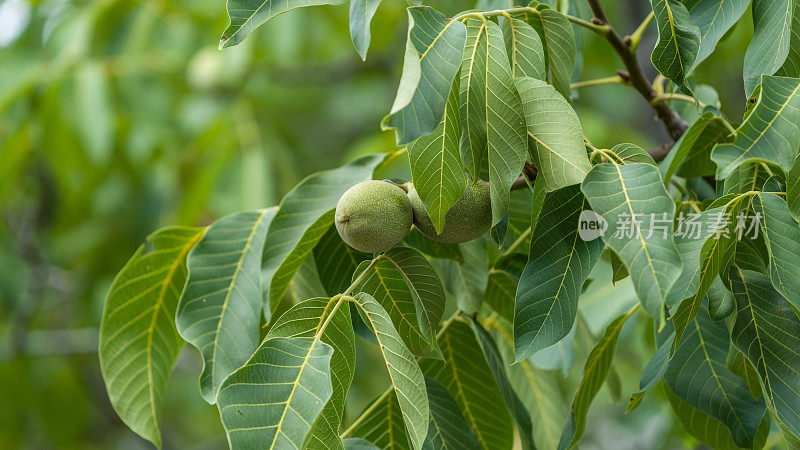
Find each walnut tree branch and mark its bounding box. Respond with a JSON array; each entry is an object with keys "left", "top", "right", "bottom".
[{"left": 586, "top": 0, "right": 688, "bottom": 142}]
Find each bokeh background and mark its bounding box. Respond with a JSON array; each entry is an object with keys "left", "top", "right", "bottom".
[{"left": 0, "top": 0, "right": 763, "bottom": 448}]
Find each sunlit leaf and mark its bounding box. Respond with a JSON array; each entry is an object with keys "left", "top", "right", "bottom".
[
  {"left": 219, "top": 0, "right": 346, "bottom": 49},
  {"left": 99, "top": 227, "right": 204, "bottom": 449},
  {"left": 266, "top": 297, "right": 355, "bottom": 450},
  {"left": 355, "top": 247, "right": 445, "bottom": 358},
  {"left": 382, "top": 6, "right": 467, "bottom": 145},
  {"left": 176, "top": 209, "right": 273, "bottom": 403},
  {"left": 516, "top": 77, "right": 591, "bottom": 192},
  {"left": 353, "top": 292, "right": 429, "bottom": 449},
  {"left": 407, "top": 78, "right": 466, "bottom": 234},
  {"left": 216, "top": 336, "right": 333, "bottom": 448}
]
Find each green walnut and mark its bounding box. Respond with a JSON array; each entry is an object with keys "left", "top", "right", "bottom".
[
  {"left": 408, "top": 181, "right": 491, "bottom": 244},
  {"left": 335, "top": 180, "right": 413, "bottom": 253}
]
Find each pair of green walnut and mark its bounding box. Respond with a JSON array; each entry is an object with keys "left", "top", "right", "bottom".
[{"left": 335, "top": 180, "right": 492, "bottom": 253}]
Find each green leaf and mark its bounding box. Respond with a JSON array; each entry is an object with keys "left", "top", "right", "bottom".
[
  {"left": 459, "top": 18, "right": 528, "bottom": 225},
  {"left": 729, "top": 268, "right": 800, "bottom": 443},
  {"left": 216, "top": 336, "right": 334, "bottom": 449},
  {"left": 753, "top": 192, "right": 800, "bottom": 311},
  {"left": 99, "top": 226, "right": 204, "bottom": 449},
  {"left": 471, "top": 320, "right": 535, "bottom": 450},
  {"left": 649, "top": 0, "right": 701, "bottom": 87},
  {"left": 665, "top": 387, "right": 772, "bottom": 450},
  {"left": 382, "top": 6, "right": 467, "bottom": 145},
  {"left": 262, "top": 155, "right": 383, "bottom": 319},
  {"left": 353, "top": 292, "right": 429, "bottom": 449},
  {"left": 344, "top": 391, "right": 410, "bottom": 449},
  {"left": 420, "top": 319, "right": 514, "bottom": 450},
  {"left": 712, "top": 76, "right": 800, "bottom": 179},
  {"left": 724, "top": 163, "right": 774, "bottom": 195},
  {"left": 625, "top": 332, "right": 674, "bottom": 413},
  {"left": 502, "top": 188, "right": 535, "bottom": 250},
  {"left": 486, "top": 268, "right": 518, "bottom": 322},
  {"left": 581, "top": 162, "right": 682, "bottom": 324},
  {"left": 314, "top": 226, "right": 371, "bottom": 296},
  {"left": 291, "top": 256, "right": 328, "bottom": 302},
  {"left": 508, "top": 359, "right": 565, "bottom": 449},
  {"left": 343, "top": 438, "right": 381, "bottom": 449},
  {"left": 74, "top": 61, "right": 113, "bottom": 164},
  {"left": 266, "top": 297, "right": 355, "bottom": 450},
  {"left": 349, "top": 0, "right": 382, "bottom": 60},
  {"left": 514, "top": 184, "right": 603, "bottom": 361},
  {"left": 610, "top": 143, "right": 657, "bottom": 166},
  {"left": 787, "top": 154, "right": 800, "bottom": 222},
  {"left": 423, "top": 378, "right": 481, "bottom": 449},
  {"left": 669, "top": 203, "right": 741, "bottom": 350},
  {"left": 522, "top": 4, "right": 577, "bottom": 99},
  {"left": 603, "top": 248, "right": 629, "bottom": 284},
  {"left": 665, "top": 308, "right": 766, "bottom": 448},
  {"left": 516, "top": 77, "right": 591, "bottom": 192},
  {"left": 663, "top": 112, "right": 735, "bottom": 183},
  {"left": 707, "top": 276, "right": 735, "bottom": 320},
  {"left": 176, "top": 209, "right": 273, "bottom": 403},
  {"left": 355, "top": 247, "right": 445, "bottom": 358},
  {"left": 407, "top": 77, "right": 466, "bottom": 235},
  {"left": 402, "top": 229, "right": 464, "bottom": 262},
  {"left": 776, "top": 0, "right": 800, "bottom": 77},
  {"left": 449, "top": 239, "right": 488, "bottom": 314},
  {"left": 219, "top": 0, "right": 346, "bottom": 49},
  {"left": 686, "top": 0, "right": 750, "bottom": 71},
  {"left": 558, "top": 307, "right": 636, "bottom": 450},
  {"left": 743, "top": 0, "right": 794, "bottom": 95},
  {"left": 502, "top": 17, "right": 546, "bottom": 80}
]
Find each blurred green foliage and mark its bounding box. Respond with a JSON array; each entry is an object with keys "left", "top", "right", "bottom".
[{"left": 0, "top": 0, "right": 776, "bottom": 448}]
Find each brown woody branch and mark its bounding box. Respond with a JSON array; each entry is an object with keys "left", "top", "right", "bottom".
[{"left": 587, "top": 0, "right": 688, "bottom": 144}]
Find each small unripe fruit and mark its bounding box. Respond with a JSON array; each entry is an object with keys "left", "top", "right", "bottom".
[
  {"left": 335, "top": 180, "right": 413, "bottom": 253},
  {"left": 408, "top": 182, "right": 491, "bottom": 244}
]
